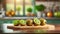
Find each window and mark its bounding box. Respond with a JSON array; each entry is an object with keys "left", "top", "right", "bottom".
[
  {"left": 6, "top": 0, "right": 14, "bottom": 11},
  {"left": 6, "top": 0, "right": 36, "bottom": 17},
  {"left": 25, "top": 0, "right": 33, "bottom": 15},
  {"left": 15, "top": 0, "right": 23, "bottom": 16}
]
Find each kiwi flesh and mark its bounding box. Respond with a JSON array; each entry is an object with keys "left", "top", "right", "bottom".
[
  {"left": 19, "top": 20, "right": 26, "bottom": 26},
  {"left": 13, "top": 20, "right": 19, "bottom": 26},
  {"left": 33, "top": 18, "right": 41, "bottom": 26}
]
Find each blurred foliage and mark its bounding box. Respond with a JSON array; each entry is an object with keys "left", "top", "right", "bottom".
[
  {"left": 35, "top": 4, "right": 46, "bottom": 11},
  {"left": 0, "top": 0, "right": 3, "bottom": 3},
  {"left": 16, "top": 7, "right": 21, "bottom": 11},
  {"left": 27, "top": 8, "right": 32, "bottom": 12}
]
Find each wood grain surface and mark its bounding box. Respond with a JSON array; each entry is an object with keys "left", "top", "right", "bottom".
[{"left": 1, "top": 24, "right": 60, "bottom": 33}]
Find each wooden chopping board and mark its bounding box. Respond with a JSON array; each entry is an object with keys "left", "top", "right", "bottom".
[{"left": 7, "top": 24, "right": 55, "bottom": 30}]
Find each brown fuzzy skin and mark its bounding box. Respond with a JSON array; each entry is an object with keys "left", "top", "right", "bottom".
[
  {"left": 26, "top": 19, "right": 33, "bottom": 26},
  {"left": 19, "top": 23, "right": 26, "bottom": 26},
  {"left": 40, "top": 18, "right": 46, "bottom": 26},
  {"left": 40, "top": 20, "right": 46, "bottom": 26},
  {"left": 26, "top": 22, "right": 33, "bottom": 26},
  {"left": 40, "top": 22, "right": 46, "bottom": 26},
  {"left": 34, "top": 22, "right": 40, "bottom": 26},
  {"left": 34, "top": 24, "right": 40, "bottom": 26},
  {"left": 14, "top": 24, "right": 19, "bottom": 26},
  {"left": 20, "top": 24, "right": 26, "bottom": 26}
]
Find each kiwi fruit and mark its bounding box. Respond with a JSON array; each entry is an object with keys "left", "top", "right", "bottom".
[
  {"left": 40, "top": 18, "right": 47, "bottom": 26},
  {"left": 26, "top": 19, "right": 33, "bottom": 26},
  {"left": 33, "top": 18, "right": 41, "bottom": 26},
  {"left": 19, "top": 20, "right": 26, "bottom": 26},
  {"left": 13, "top": 20, "right": 19, "bottom": 26}
]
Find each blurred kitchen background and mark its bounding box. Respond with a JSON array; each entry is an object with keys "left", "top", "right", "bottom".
[{"left": 0, "top": 0, "right": 60, "bottom": 33}]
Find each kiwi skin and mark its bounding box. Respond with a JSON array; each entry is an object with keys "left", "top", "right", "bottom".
[
  {"left": 26, "top": 22, "right": 33, "bottom": 26},
  {"left": 14, "top": 21, "right": 19, "bottom": 26},
  {"left": 14, "top": 24, "right": 19, "bottom": 26},
  {"left": 19, "top": 20, "right": 26, "bottom": 26},
  {"left": 40, "top": 18, "right": 46, "bottom": 26},
  {"left": 40, "top": 22, "right": 46, "bottom": 26},
  {"left": 13, "top": 20, "right": 19, "bottom": 26},
  {"left": 34, "top": 23, "right": 40, "bottom": 26},
  {"left": 20, "top": 24, "right": 26, "bottom": 26},
  {"left": 33, "top": 23, "right": 40, "bottom": 26},
  {"left": 14, "top": 22, "right": 19, "bottom": 26},
  {"left": 26, "top": 19, "right": 33, "bottom": 26}
]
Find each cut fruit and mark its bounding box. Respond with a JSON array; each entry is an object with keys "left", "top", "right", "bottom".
[
  {"left": 19, "top": 20, "right": 26, "bottom": 26},
  {"left": 34, "top": 18, "right": 41, "bottom": 26},
  {"left": 13, "top": 20, "right": 19, "bottom": 26}
]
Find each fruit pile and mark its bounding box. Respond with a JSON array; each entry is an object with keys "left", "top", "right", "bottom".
[
  {"left": 47, "top": 11, "right": 60, "bottom": 18},
  {"left": 6, "top": 10, "right": 15, "bottom": 17},
  {"left": 13, "top": 18, "right": 47, "bottom": 26},
  {"left": 54, "top": 12, "right": 60, "bottom": 18}
]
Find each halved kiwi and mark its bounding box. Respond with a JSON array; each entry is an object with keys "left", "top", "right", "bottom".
[
  {"left": 19, "top": 20, "right": 26, "bottom": 26},
  {"left": 33, "top": 18, "right": 41, "bottom": 26},
  {"left": 13, "top": 20, "right": 19, "bottom": 26}
]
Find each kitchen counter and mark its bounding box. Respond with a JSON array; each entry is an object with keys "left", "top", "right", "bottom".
[
  {"left": 47, "top": 25, "right": 60, "bottom": 33},
  {"left": 1, "top": 23, "right": 60, "bottom": 33},
  {"left": 2, "top": 23, "right": 58, "bottom": 33}
]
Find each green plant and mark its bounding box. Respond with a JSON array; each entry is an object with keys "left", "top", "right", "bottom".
[
  {"left": 35, "top": 4, "right": 46, "bottom": 11},
  {"left": 16, "top": 7, "right": 21, "bottom": 11},
  {"left": 27, "top": 8, "right": 32, "bottom": 12}
]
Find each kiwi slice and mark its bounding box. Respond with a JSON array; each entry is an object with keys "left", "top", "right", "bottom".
[
  {"left": 13, "top": 20, "right": 19, "bottom": 26},
  {"left": 34, "top": 18, "right": 41, "bottom": 25},
  {"left": 19, "top": 20, "right": 26, "bottom": 26}
]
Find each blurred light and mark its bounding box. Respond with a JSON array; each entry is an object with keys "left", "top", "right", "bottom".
[
  {"left": 16, "top": 0, "right": 20, "bottom": 2},
  {"left": 47, "top": 13, "right": 50, "bottom": 16}
]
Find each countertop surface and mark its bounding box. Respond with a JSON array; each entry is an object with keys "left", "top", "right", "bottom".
[{"left": 1, "top": 23, "right": 60, "bottom": 33}]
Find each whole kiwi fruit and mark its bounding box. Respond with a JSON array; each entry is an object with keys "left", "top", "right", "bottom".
[{"left": 26, "top": 19, "right": 33, "bottom": 26}]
